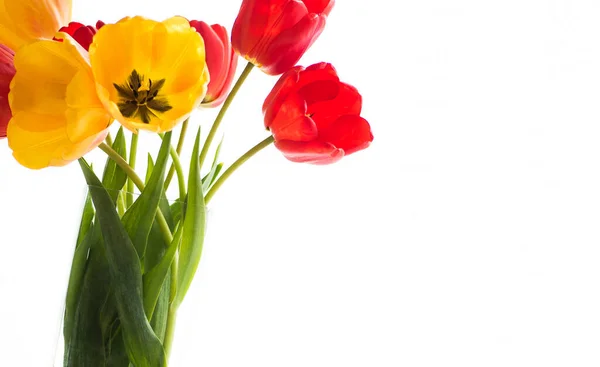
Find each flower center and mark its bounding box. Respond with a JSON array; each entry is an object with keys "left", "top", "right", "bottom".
[{"left": 113, "top": 70, "right": 172, "bottom": 124}]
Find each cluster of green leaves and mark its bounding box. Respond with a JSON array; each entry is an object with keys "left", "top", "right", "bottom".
[{"left": 63, "top": 126, "right": 219, "bottom": 367}]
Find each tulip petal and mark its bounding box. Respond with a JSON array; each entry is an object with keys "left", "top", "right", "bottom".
[
  {"left": 309, "top": 82, "right": 362, "bottom": 130},
  {"left": 275, "top": 139, "right": 343, "bottom": 164},
  {"left": 269, "top": 92, "right": 318, "bottom": 141},
  {"left": 318, "top": 115, "right": 373, "bottom": 155},
  {"left": 0, "top": 44, "right": 14, "bottom": 138},
  {"left": 0, "top": 0, "right": 71, "bottom": 50},
  {"left": 260, "top": 13, "right": 326, "bottom": 75},
  {"left": 263, "top": 66, "right": 302, "bottom": 128},
  {"left": 303, "top": 0, "right": 335, "bottom": 15}
]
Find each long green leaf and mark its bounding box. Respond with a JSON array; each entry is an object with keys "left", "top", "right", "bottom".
[
  {"left": 143, "top": 224, "right": 182, "bottom": 319},
  {"left": 63, "top": 221, "right": 98, "bottom": 356},
  {"left": 75, "top": 188, "right": 94, "bottom": 247},
  {"left": 175, "top": 127, "right": 207, "bottom": 306},
  {"left": 79, "top": 159, "right": 167, "bottom": 367},
  {"left": 202, "top": 162, "right": 223, "bottom": 192},
  {"left": 121, "top": 132, "right": 172, "bottom": 262},
  {"left": 64, "top": 224, "right": 109, "bottom": 367},
  {"left": 102, "top": 127, "right": 128, "bottom": 203},
  {"left": 145, "top": 153, "right": 155, "bottom": 185}
]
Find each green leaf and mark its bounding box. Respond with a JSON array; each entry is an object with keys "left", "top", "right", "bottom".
[
  {"left": 143, "top": 224, "right": 182, "bottom": 319},
  {"left": 202, "top": 162, "right": 223, "bottom": 192},
  {"left": 145, "top": 153, "right": 155, "bottom": 185},
  {"left": 63, "top": 221, "right": 99, "bottom": 355},
  {"left": 75, "top": 185, "right": 95, "bottom": 248},
  {"left": 169, "top": 200, "right": 183, "bottom": 226},
  {"left": 64, "top": 224, "right": 110, "bottom": 367},
  {"left": 121, "top": 132, "right": 172, "bottom": 263},
  {"left": 201, "top": 137, "right": 224, "bottom": 192},
  {"left": 149, "top": 273, "right": 171, "bottom": 342},
  {"left": 78, "top": 159, "right": 167, "bottom": 367},
  {"left": 175, "top": 127, "right": 207, "bottom": 306},
  {"left": 102, "top": 127, "right": 128, "bottom": 203}
]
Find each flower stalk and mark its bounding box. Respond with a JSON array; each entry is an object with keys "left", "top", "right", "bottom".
[
  {"left": 205, "top": 135, "right": 274, "bottom": 204},
  {"left": 199, "top": 62, "right": 254, "bottom": 170}
]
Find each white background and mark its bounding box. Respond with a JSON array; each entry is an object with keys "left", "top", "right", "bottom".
[{"left": 2, "top": 0, "right": 600, "bottom": 366}]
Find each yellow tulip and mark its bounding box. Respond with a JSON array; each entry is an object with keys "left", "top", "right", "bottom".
[
  {"left": 89, "top": 16, "right": 209, "bottom": 133},
  {"left": 7, "top": 34, "right": 112, "bottom": 169},
  {"left": 0, "top": 0, "right": 71, "bottom": 50}
]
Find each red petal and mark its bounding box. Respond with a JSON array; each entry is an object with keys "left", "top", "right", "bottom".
[
  {"left": 260, "top": 13, "right": 325, "bottom": 75},
  {"left": 0, "top": 44, "right": 14, "bottom": 138},
  {"left": 269, "top": 93, "right": 318, "bottom": 141},
  {"left": 318, "top": 115, "right": 373, "bottom": 155},
  {"left": 274, "top": 139, "right": 344, "bottom": 164},
  {"left": 263, "top": 66, "right": 302, "bottom": 128},
  {"left": 192, "top": 22, "right": 227, "bottom": 98},
  {"left": 302, "top": 0, "right": 335, "bottom": 15},
  {"left": 309, "top": 82, "right": 362, "bottom": 130},
  {"left": 233, "top": 0, "right": 306, "bottom": 61}
]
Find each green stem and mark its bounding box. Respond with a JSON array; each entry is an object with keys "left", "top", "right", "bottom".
[
  {"left": 98, "top": 142, "right": 173, "bottom": 244},
  {"left": 199, "top": 62, "right": 254, "bottom": 170},
  {"left": 205, "top": 135, "right": 274, "bottom": 204},
  {"left": 165, "top": 119, "right": 189, "bottom": 191},
  {"left": 159, "top": 133, "right": 187, "bottom": 202},
  {"left": 126, "top": 132, "right": 139, "bottom": 207}
]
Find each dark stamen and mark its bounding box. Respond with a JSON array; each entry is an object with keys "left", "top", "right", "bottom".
[{"left": 113, "top": 69, "right": 172, "bottom": 124}]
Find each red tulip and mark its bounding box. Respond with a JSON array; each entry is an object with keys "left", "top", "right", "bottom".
[
  {"left": 54, "top": 21, "right": 104, "bottom": 51},
  {"left": 189, "top": 21, "right": 238, "bottom": 107},
  {"left": 232, "top": 0, "right": 334, "bottom": 75},
  {"left": 0, "top": 44, "right": 15, "bottom": 139},
  {"left": 263, "top": 62, "right": 373, "bottom": 164}
]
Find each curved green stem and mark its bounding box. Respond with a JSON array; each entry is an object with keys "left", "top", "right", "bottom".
[
  {"left": 165, "top": 119, "right": 189, "bottom": 190},
  {"left": 126, "top": 132, "right": 139, "bottom": 207},
  {"left": 98, "top": 142, "right": 173, "bottom": 244},
  {"left": 199, "top": 62, "right": 254, "bottom": 170},
  {"left": 205, "top": 135, "right": 274, "bottom": 204}
]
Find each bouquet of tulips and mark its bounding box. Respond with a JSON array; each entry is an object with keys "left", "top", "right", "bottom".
[{"left": 0, "top": 0, "right": 373, "bottom": 365}]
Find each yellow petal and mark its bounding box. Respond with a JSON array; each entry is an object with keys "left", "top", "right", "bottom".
[
  {"left": 7, "top": 36, "right": 111, "bottom": 169},
  {"left": 90, "top": 16, "right": 209, "bottom": 133},
  {"left": 0, "top": 0, "right": 71, "bottom": 50}
]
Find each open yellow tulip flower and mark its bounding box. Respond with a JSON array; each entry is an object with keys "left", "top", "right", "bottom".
[
  {"left": 7, "top": 34, "right": 112, "bottom": 169},
  {"left": 89, "top": 16, "right": 210, "bottom": 133},
  {"left": 0, "top": 0, "right": 72, "bottom": 50}
]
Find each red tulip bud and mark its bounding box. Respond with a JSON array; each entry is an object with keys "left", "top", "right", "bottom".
[
  {"left": 232, "top": 0, "right": 334, "bottom": 75},
  {"left": 54, "top": 21, "right": 104, "bottom": 51},
  {"left": 190, "top": 21, "right": 238, "bottom": 108}
]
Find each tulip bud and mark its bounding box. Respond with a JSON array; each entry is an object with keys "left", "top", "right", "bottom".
[
  {"left": 55, "top": 21, "right": 103, "bottom": 51},
  {"left": 189, "top": 21, "right": 238, "bottom": 108},
  {"left": 232, "top": 0, "right": 334, "bottom": 75},
  {"left": 0, "top": 45, "right": 15, "bottom": 138}
]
